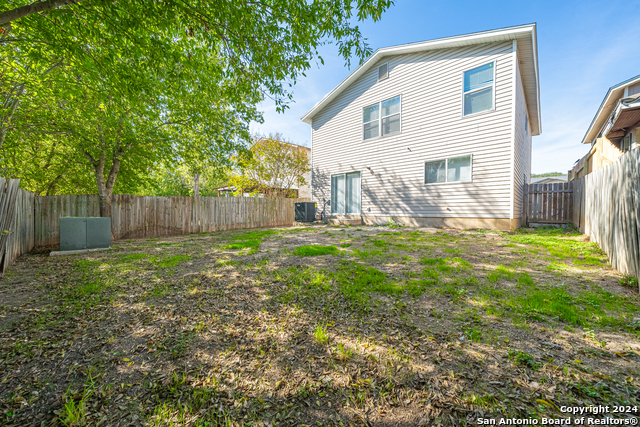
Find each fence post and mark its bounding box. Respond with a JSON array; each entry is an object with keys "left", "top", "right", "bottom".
[{"left": 522, "top": 183, "right": 528, "bottom": 227}]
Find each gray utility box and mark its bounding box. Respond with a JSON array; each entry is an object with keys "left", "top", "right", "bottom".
[{"left": 60, "top": 217, "right": 111, "bottom": 251}]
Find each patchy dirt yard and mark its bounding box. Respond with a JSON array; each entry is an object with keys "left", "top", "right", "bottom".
[{"left": 1, "top": 225, "right": 639, "bottom": 427}]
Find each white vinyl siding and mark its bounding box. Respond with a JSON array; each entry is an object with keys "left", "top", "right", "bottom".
[
  {"left": 512, "top": 50, "right": 532, "bottom": 223},
  {"left": 312, "top": 41, "right": 516, "bottom": 220},
  {"left": 628, "top": 82, "right": 640, "bottom": 97}
]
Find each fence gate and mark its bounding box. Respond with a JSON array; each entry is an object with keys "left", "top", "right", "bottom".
[{"left": 523, "top": 182, "right": 574, "bottom": 225}]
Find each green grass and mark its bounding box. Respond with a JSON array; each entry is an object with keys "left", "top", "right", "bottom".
[
  {"left": 222, "top": 229, "right": 279, "bottom": 255},
  {"left": 223, "top": 240, "right": 260, "bottom": 250},
  {"left": 77, "top": 281, "right": 104, "bottom": 295},
  {"left": 517, "top": 272, "right": 535, "bottom": 287},
  {"left": 352, "top": 248, "right": 384, "bottom": 259},
  {"left": 232, "top": 229, "right": 277, "bottom": 240},
  {"left": 292, "top": 245, "right": 339, "bottom": 257},
  {"left": 487, "top": 265, "right": 515, "bottom": 283},
  {"left": 508, "top": 228, "right": 607, "bottom": 265},
  {"left": 508, "top": 350, "right": 539, "bottom": 370},
  {"left": 370, "top": 239, "right": 388, "bottom": 249},
  {"left": 156, "top": 254, "right": 191, "bottom": 268},
  {"left": 504, "top": 284, "right": 638, "bottom": 329},
  {"left": 620, "top": 275, "right": 638, "bottom": 288},
  {"left": 419, "top": 257, "right": 445, "bottom": 266},
  {"left": 314, "top": 324, "right": 330, "bottom": 344},
  {"left": 442, "top": 247, "right": 462, "bottom": 255},
  {"left": 282, "top": 227, "right": 315, "bottom": 233},
  {"left": 336, "top": 342, "right": 353, "bottom": 360},
  {"left": 331, "top": 261, "right": 432, "bottom": 300},
  {"left": 119, "top": 253, "right": 148, "bottom": 262},
  {"left": 334, "top": 262, "right": 387, "bottom": 301}
]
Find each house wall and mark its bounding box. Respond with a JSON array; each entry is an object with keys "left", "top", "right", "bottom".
[
  {"left": 311, "top": 41, "right": 517, "bottom": 229},
  {"left": 512, "top": 48, "right": 532, "bottom": 225},
  {"left": 299, "top": 147, "right": 312, "bottom": 199}
]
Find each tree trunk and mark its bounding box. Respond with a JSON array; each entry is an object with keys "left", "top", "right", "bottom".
[
  {"left": 194, "top": 172, "right": 200, "bottom": 197},
  {"left": 92, "top": 156, "right": 112, "bottom": 217},
  {"left": 90, "top": 151, "right": 124, "bottom": 217},
  {"left": 0, "top": 0, "right": 87, "bottom": 26}
]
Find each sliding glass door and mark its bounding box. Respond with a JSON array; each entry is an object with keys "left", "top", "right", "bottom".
[
  {"left": 331, "top": 171, "right": 361, "bottom": 214},
  {"left": 331, "top": 174, "right": 345, "bottom": 215}
]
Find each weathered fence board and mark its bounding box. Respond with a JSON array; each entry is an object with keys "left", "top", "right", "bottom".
[
  {"left": 524, "top": 182, "right": 574, "bottom": 224},
  {"left": 573, "top": 148, "right": 640, "bottom": 279},
  {"left": 0, "top": 179, "right": 35, "bottom": 272}
]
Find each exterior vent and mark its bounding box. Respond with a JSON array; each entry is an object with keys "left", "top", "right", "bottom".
[{"left": 378, "top": 63, "right": 388, "bottom": 81}]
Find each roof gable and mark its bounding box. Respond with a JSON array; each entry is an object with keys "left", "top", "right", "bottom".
[
  {"left": 581, "top": 74, "right": 640, "bottom": 144},
  {"left": 301, "top": 23, "right": 541, "bottom": 135}
]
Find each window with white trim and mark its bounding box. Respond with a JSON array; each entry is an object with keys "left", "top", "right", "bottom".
[
  {"left": 463, "top": 62, "right": 495, "bottom": 116},
  {"left": 363, "top": 95, "right": 401, "bottom": 140},
  {"left": 424, "top": 155, "right": 472, "bottom": 184}
]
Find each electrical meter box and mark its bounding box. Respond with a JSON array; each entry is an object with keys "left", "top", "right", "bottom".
[{"left": 60, "top": 217, "right": 111, "bottom": 251}]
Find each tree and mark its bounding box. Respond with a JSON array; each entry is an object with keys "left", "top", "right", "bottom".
[
  {"left": 1, "top": 0, "right": 393, "bottom": 111},
  {"left": 0, "top": 132, "right": 95, "bottom": 195},
  {"left": 2, "top": 13, "right": 260, "bottom": 215},
  {"left": 229, "top": 135, "right": 310, "bottom": 198},
  {"left": 143, "top": 163, "right": 228, "bottom": 197},
  {"left": 1, "top": 0, "right": 393, "bottom": 215}
]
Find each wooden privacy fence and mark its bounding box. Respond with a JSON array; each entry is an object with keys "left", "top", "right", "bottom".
[
  {"left": 572, "top": 148, "right": 640, "bottom": 278},
  {"left": 0, "top": 178, "right": 35, "bottom": 273},
  {"left": 35, "top": 195, "right": 300, "bottom": 246},
  {"left": 523, "top": 182, "right": 573, "bottom": 224},
  {"left": 0, "top": 182, "right": 304, "bottom": 271}
]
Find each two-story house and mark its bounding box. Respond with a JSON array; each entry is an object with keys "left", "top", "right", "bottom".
[
  {"left": 569, "top": 74, "right": 640, "bottom": 181},
  {"left": 301, "top": 24, "right": 541, "bottom": 230}
]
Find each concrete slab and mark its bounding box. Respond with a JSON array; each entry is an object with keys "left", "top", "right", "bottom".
[{"left": 49, "top": 247, "right": 111, "bottom": 256}]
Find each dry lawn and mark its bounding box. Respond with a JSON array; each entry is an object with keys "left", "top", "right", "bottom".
[{"left": 0, "top": 224, "right": 639, "bottom": 427}]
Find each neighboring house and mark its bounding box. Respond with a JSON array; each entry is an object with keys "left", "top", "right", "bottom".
[
  {"left": 531, "top": 175, "right": 567, "bottom": 185},
  {"left": 569, "top": 75, "right": 640, "bottom": 181},
  {"left": 253, "top": 138, "right": 311, "bottom": 199},
  {"left": 218, "top": 139, "right": 311, "bottom": 198},
  {"left": 288, "top": 143, "right": 312, "bottom": 199},
  {"left": 215, "top": 185, "right": 306, "bottom": 198},
  {"left": 302, "top": 24, "right": 541, "bottom": 230}
]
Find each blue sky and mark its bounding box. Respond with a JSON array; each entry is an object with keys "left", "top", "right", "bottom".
[{"left": 251, "top": 0, "right": 640, "bottom": 174}]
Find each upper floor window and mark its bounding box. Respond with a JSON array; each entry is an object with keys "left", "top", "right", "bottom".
[
  {"left": 463, "top": 62, "right": 495, "bottom": 116},
  {"left": 363, "top": 95, "right": 401, "bottom": 140}
]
